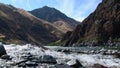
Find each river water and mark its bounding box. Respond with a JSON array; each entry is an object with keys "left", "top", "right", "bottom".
[{"left": 0, "top": 44, "right": 120, "bottom": 68}]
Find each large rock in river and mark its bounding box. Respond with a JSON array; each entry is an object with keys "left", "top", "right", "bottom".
[
  {"left": 92, "top": 64, "right": 108, "bottom": 68},
  {"left": 67, "top": 59, "right": 83, "bottom": 68},
  {"left": 37, "top": 55, "right": 57, "bottom": 64},
  {"left": 0, "top": 44, "right": 7, "bottom": 57},
  {"left": 50, "top": 64, "right": 71, "bottom": 68}
]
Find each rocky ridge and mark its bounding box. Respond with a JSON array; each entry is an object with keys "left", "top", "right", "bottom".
[
  {"left": 63, "top": 0, "right": 120, "bottom": 46},
  {"left": 0, "top": 3, "right": 64, "bottom": 45}
]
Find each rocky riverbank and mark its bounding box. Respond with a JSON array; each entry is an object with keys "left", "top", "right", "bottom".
[{"left": 0, "top": 44, "right": 120, "bottom": 68}]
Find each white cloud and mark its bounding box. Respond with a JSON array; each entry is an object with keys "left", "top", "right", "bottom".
[
  {"left": 26, "top": 0, "right": 31, "bottom": 10},
  {"left": 11, "top": 0, "right": 17, "bottom": 4},
  {"left": 72, "top": 0, "right": 101, "bottom": 22},
  {"left": 57, "top": 0, "right": 99, "bottom": 22},
  {"left": 59, "top": 0, "right": 75, "bottom": 16},
  {"left": 82, "top": 0, "right": 99, "bottom": 12}
]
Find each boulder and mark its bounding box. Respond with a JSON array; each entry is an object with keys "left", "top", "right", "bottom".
[
  {"left": 57, "top": 49, "right": 62, "bottom": 52},
  {"left": 92, "top": 64, "right": 108, "bottom": 68},
  {"left": 62, "top": 49, "right": 71, "bottom": 53},
  {"left": 18, "top": 63, "right": 26, "bottom": 67},
  {"left": 109, "top": 66, "right": 117, "bottom": 68},
  {"left": 1, "top": 55, "right": 11, "bottom": 60},
  {"left": 50, "top": 63, "right": 70, "bottom": 68},
  {"left": 67, "top": 59, "right": 83, "bottom": 68},
  {"left": 113, "top": 52, "right": 120, "bottom": 58},
  {"left": 100, "top": 51, "right": 107, "bottom": 55},
  {"left": 16, "top": 60, "right": 28, "bottom": 65},
  {"left": 25, "top": 61, "right": 38, "bottom": 67},
  {"left": 0, "top": 44, "right": 7, "bottom": 57},
  {"left": 21, "top": 53, "right": 35, "bottom": 60},
  {"left": 18, "top": 61, "right": 38, "bottom": 67},
  {"left": 37, "top": 55, "right": 57, "bottom": 64}
]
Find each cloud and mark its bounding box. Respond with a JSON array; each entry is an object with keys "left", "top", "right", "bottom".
[
  {"left": 57, "top": 0, "right": 101, "bottom": 22},
  {"left": 59, "top": 0, "right": 75, "bottom": 16},
  {"left": 72, "top": 0, "right": 101, "bottom": 21},
  {"left": 11, "top": 0, "right": 17, "bottom": 4},
  {"left": 26, "top": 0, "right": 31, "bottom": 10}
]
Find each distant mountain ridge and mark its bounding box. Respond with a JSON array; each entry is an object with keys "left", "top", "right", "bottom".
[
  {"left": 0, "top": 3, "right": 64, "bottom": 45},
  {"left": 30, "top": 6, "right": 80, "bottom": 33}
]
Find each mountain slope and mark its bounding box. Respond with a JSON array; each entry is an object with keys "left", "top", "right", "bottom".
[
  {"left": 30, "top": 6, "right": 80, "bottom": 33},
  {"left": 63, "top": 0, "right": 120, "bottom": 46},
  {"left": 0, "top": 3, "right": 64, "bottom": 45}
]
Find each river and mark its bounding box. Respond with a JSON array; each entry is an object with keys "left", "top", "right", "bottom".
[{"left": 0, "top": 44, "right": 120, "bottom": 68}]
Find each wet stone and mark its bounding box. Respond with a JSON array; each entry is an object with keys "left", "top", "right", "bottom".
[
  {"left": 62, "top": 49, "right": 71, "bottom": 53},
  {"left": 67, "top": 59, "right": 83, "bottom": 68},
  {"left": 0, "top": 44, "right": 7, "bottom": 57},
  {"left": 113, "top": 52, "right": 120, "bottom": 58},
  {"left": 50, "top": 63, "right": 71, "bottom": 68},
  {"left": 21, "top": 53, "right": 35, "bottom": 60},
  {"left": 57, "top": 49, "right": 62, "bottom": 52},
  {"left": 92, "top": 64, "right": 108, "bottom": 68},
  {"left": 1, "top": 55, "right": 12, "bottom": 60},
  {"left": 25, "top": 61, "right": 38, "bottom": 67},
  {"left": 37, "top": 55, "right": 57, "bottom": 64},
  {"left": 18, "top": 63, "right": 26, "bottom": 67}
]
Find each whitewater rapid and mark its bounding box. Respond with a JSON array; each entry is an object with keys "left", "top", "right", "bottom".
[{"left": 0, "top": 44, "right": 120, "bottom": 68}]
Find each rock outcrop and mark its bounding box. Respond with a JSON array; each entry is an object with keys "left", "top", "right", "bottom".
[
  {"left": 67, "top": 59, "right": 83, "bottom": 68},
  {"left": 92, "top": 64, "right": 108, "bottom": 68},
  {"left": 0, "top": 44, "right": 6, "bottom": 57},
  {"left": 63, "top": 0, "right": 120, "bottom": 46},
  {"left": 0, "top": 3, "right": 64, "bottom": 45}
]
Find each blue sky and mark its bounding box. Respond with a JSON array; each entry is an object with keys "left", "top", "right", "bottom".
[{"left": 0, "top": 0, "right": 102, "bottom": 22}]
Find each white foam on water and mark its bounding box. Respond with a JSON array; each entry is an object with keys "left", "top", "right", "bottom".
[{"left": 0, "top": 44, "right": 120, "bottom": 68}]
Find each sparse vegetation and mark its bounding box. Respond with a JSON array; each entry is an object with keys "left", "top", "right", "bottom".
[
  {"left": 77, "top": 37, "right": 85, "bottom": 43},
  {"left": 48, "top": 41, "right": 66, "bottom": 46},
  {"left": 0, "top": 38, "right": 3, "bottom": 42},
  {"left": 0, "top": 34, "right": 5, "bottom": 42},
  {"left": 109, "top": 37, "right": 120, "bottom": 43},
  {"left": 48, "top": 42, "right": 61, "bottom": 46}
]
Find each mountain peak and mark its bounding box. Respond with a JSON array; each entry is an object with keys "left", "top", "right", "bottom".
[
  {"left": 30, "top": 6, "right": 66, "bottom": 22},
  {"left": 30, "top": 6, "right": 80, "bottom": 33},
  {"left": 43, "top": 5, "right": 49, "bottom": 8},
  {"left": 30, "top": 6, "right": 80, "bottom": 24}
]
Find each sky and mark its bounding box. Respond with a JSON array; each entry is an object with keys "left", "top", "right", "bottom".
[{"left": 0, "top": 0, "right": 102, "bottom": 22}]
